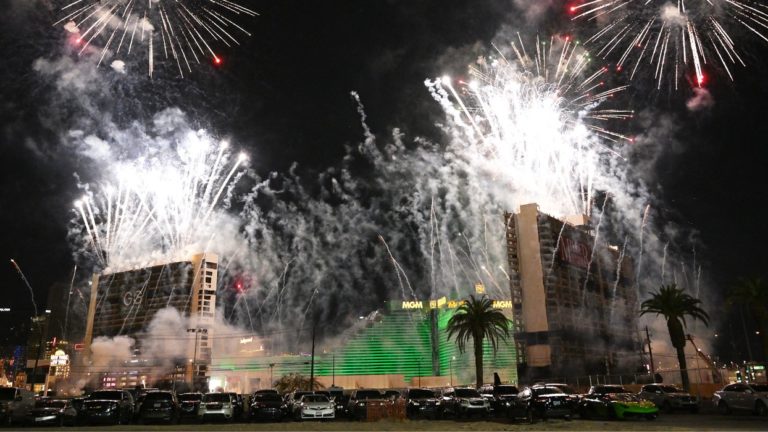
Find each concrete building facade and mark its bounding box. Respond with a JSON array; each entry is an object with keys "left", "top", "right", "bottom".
[{"left": 506, "top": 204, "right": 640, "bottom": 380}]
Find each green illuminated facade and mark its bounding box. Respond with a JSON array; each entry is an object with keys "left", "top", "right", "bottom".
[{"left": 266, "top": 306, "right": 517, "bottom": 386}]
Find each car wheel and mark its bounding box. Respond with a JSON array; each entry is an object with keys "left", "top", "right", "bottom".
[
  {"left": 526, "top": 409, "right": 535, "bottom": 424},
  {"left": 755, "top": 401, "right": 767, "bottom": 417},
  {"left": 579, "top": 406, "right": 590, "bottom": 420},
  {"left": 646, "top": 413, "right": 658, "bottom": 421},
  {"left": 718, "top": 401, "right": 731, "bottom": 415}
]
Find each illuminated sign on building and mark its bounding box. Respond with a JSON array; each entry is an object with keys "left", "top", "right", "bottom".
[{"left": 391, "top": 297, "right": 513, "bottom": 311}]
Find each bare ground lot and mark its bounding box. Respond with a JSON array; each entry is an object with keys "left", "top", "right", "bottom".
[{"left": 22, "top": 414, "right": 767, "bottom": 431}]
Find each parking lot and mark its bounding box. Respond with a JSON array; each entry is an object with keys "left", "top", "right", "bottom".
[{"left": 16, "top": 413, "right": 767, "bottom": 431}]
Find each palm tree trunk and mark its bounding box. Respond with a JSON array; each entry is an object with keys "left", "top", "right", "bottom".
[
  {"left": 676, "top": 347, "right": 690, "bottom": 392},
  {"left": 474, "top": 334, "right": 484, "bottom": 389}
]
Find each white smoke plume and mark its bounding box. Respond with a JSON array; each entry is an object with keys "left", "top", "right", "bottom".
[
  {"left": 686, "top": 87, "right": 715, "bottom": 112},
  {"left": 89, "top": 335, "right": 135, "bottom": 368}
]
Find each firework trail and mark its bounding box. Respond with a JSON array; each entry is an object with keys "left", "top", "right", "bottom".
[
  {"left": 9, "top": 259, "right": 39, "bottom": 317},
  {"left": 430, "top": 33, "right": 633, "bottom": 218},
  {"left": 570, "top": 0, "right": 768, "bottom": 89},
  {"left": 72, "top": 134, "right": 248, "bottom": 271},
  {"left": 53, "top": 0, "right": 258, "bottom": 77}
]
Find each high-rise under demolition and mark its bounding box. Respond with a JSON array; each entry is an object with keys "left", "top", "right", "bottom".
[
  {"left": 83, "top": 253, "right": 218, "bottom": 388},
  {"left": 506, "top": 203, "right": 640, "bottom": 380}
]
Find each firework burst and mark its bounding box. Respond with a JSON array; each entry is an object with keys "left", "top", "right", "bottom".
[
  {"left": 431, "top": 33, "right": 633, "bottom": 217},
  {"left": 73, "top": 135, "right": 248, "bottom": 270},
  {"left": 570, "top": 0, "right": 768, "bottom": 89},
  {"left": 54, "top": 0, "right": 258, "bottom": 77}
]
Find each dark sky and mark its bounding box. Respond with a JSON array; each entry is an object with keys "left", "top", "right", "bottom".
[{"left": 1, "top": 1, "right": 767, "bottom": 351}]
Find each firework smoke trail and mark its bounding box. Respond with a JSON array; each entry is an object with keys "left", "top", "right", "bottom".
[
  {"left": 570, "top": 0, "right": 768, "bottom": 89},
  {"left": 9, "top": 259, "right": 39, "bottom": 317},
  {"left": 72, "top": 134, "right": 248, "bottom": 271},
  {"left": 54, "top": 0, "right": 258, "bottom": 76},
  {"left": 430, "top": 33, "right": 633, "bottom": 218}
]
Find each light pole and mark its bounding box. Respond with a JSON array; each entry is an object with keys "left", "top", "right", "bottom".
[
  {"left": 417, "top": 358, "right": 421, "bottom": 387},
  {"left": 268, "top": 363, "right": 275, "bottom": 388},
  {"left": 450, "top": 356, "right": 456, "bottom": 386}
]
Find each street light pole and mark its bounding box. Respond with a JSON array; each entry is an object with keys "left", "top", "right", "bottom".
[
  {"left": 450, "top": 356, "right": 455, "bottom": 386},
  {"left": 269, "top": 363, "right": 275, "bottom": 388}
]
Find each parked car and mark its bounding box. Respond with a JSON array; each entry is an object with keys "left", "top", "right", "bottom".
[
  {"left": 177, "top": 392, "right": 203, "bottom": 422},
  {"left": 440, "top": 387, "right": 491, "bottom": 418},
  {"left": 578, "top": 385, "right": 658, "bottom": 420},
  {"left": 81, "top": 389, "right": 135, "bottom": 425},
  {"left": 284, "top": 391, "right": 314, "bottom": 418},
  {"left": 639, "top": 384, "right": 699, "bottom": 413},
  {"left": 479, "top": 384, "right": 519, "bottom": 416},
  {"left": 0, "top": 387, "right": 35, "bottom": 425},
  {"left": 25, "top": 399, "right": 78, "bottom": 427},
  {"left": 227, "top": 392, "right": 244, "bottom": 420},
  {"left": 137, "top": 390, "right": 179, "bottom": 424},
  {"left": 328, "top": 388, "right": 348, "bottom": 417},
  {"left": 254, "top": 389, "right": 279, "bottom": 395},
  {"left": 508, "top": 383, "right": 577, "bottom": 422},
  {"left": 199, "top": 393, "right": 236, "bottom": 422},
  {"left": 404, "top": 388, "right": 443, "bottom": 419},
  {"left": 294, "top": 394, "right": 335, "bottom": 420},
  {"left": 347, "top": 389, "right": 390, "bottom": 420},
  {"left": 69, "top": 397, "right": 88, "bottom": 425},
  {"left": 249, "top": 392, "right": 285, "bottom": 421},
  {"left": 713, "top": 383, "right": 768, "bottom": 416}
]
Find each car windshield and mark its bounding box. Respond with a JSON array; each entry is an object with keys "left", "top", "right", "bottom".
[
  {"left": 594, "top": 386, "right": 629, "bottom": 394},
  {"left": 88, "top": 391, "right": 123, "bottom": 400},
  {"left": 660, "top": 385, "right": 683, "bottom": 393},
  {"left": 750, "top": 384, "right": 768, "bottom": 392},
  {"left": 35, "top": 400, "right": 66, "bottom": 409},
  {"left": 254, "top": 394, "right": 282, "bottom": 402},
  {"left": 551, "top": 385, "right": 575, "bottom": 394},
  {"left": 455, "top": 389, "right": 481, "bottom": 398},
  {"left": 355, "top": 390, "right": 382, "bottom": 400},
  {"left": 203, "top": 393, "right": 231, "bottom": 403},
  {"left": 494, "top": 386, "right": 518, "bottom": 395},
  {"left": 533, "top": 387, "right": 565, "bottom": 396},
  {"left": 178, "top": 394, "right": 202, "bottom": 401},
  {"left": 302, "top": 395, "right": 329, "bottom": 403},
  {"left": 0, "top": 388, "right": 16, "bottom": 401},
  {"left": 409, "top": 389, "right": 435, "bottom": 399},
  {"left": 144, "top": 392, "right": 173, "bottom": 401}
]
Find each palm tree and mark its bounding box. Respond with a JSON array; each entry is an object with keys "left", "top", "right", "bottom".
[
  {"left": 640, "top": 284, "right": 709, "bottom": 391},
  {"left": 727, "top": 277, "right": 768, "bottom": 360},
  {"left": 273, "top": 373, "right": 324, "bottom": 394},
  {"left": 446, "top": 295, "right": 511, "bottom": 388}
]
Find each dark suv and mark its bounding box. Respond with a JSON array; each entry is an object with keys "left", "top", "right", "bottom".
[
  {"left": 347, "top": 389, "right": 389, "bottom": 420},
  {"left": 137, "top": 391, "right": 179, "bottom": 424},
  {"left": 82, "top": 389, "right": 134, "bottom": 425},
  {"left": 440, "top": 387, "right": 490, "bottom": 418},
  {"left": 404, "top": 388, "right": 443, "bottom": 419},
  {"left": 479, "top": 384, "right": 519, "bottom": 416},
  {"left": 509, "top": 384, "right": 577, "bottom": 422},
  {"left": 249, "top": 392, "right": 285, "bottom": 421},
  {"left": 177, "top": 393, "right": 203, "bottom": 421}
]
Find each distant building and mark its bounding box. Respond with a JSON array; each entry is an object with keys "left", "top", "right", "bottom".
[
  {"left": 24, "top": 314, "right": 50, "bottom": 391},
  {"left": 83, "top": 253, "right": 218, "bottom": 388},
  {"left": 505, "top": 203, "right": 641, "bottom": 380}
]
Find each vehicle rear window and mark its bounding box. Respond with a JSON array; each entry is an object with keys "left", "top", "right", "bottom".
[
  {"left": 595, "top": 386, "right": 628, "bottom": 394},
  {"left": 0, "top": 388, "right": 16, "bottom": 401},
  {"left": 355, "top": 390, "right": 382, "bottom": 399},
  {"left": 88, "top": 391, "right": 123, "bottom": 400},
  {"left": 494, "top": 386, "right": 518, "bottom": 395},
  {"left": 144, "top": 392, "right": 173, "bottom": 401},
  {"left": 35, "top": 400, "right": 66, "bottom": 408},
  {"left": 254, "top": 393, "right": 282, "bottom": 401},
  {"left": 203, "top": 393, "right": 231, "bottom": 403},
  {"left": 551, "top": 385, "right": 575, "bottom": 394},
  {"left": 455, "top": 388, "right": 480, "bottom": 398},
  {"left": 408, "top": 389, "right": 435, "bottom": 399},
  {"left": 178, "top": 394, "right": 202, "bottom": 401},
  {"left": 660, "top": 385, "right": 682, "bottom": 393}
]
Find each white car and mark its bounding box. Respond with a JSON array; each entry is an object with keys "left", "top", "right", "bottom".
[
  {"left": 198, "top": 393, "right": 235, "bottom": 422},
  {"left": 295, "top": 394, "right": 335, "bottom": 420},
  {"left": 713, "top": 383, "right": 768, "bottom": 416}
]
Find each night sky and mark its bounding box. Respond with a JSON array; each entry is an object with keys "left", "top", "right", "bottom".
[{"left": 1, "top": 1, "right": 767, "bottom": 356}]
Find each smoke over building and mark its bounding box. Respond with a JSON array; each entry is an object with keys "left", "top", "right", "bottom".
[
  {"left": 506, "top": 203, "right": 641, "bottom": 380},
  {"left": 83, "top": 253, "right": 218, "bottom": 389}
]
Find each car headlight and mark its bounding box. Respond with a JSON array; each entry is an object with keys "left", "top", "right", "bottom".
[
  {"left": 411, "top": 401, "right": 420, "bottom": 406},
  {"left": 435, "top": 401, "right": 441, "bottom": 406},
  {"left": 357, "top": 402, "right": 366, "bottom": 406},
  {"left": 460, "top": 399, "right": 469, "bottom": 405}
]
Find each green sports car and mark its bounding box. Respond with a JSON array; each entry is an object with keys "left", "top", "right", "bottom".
[{"left": 578, "top": 385, "right": 659, "bottom": 420}]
